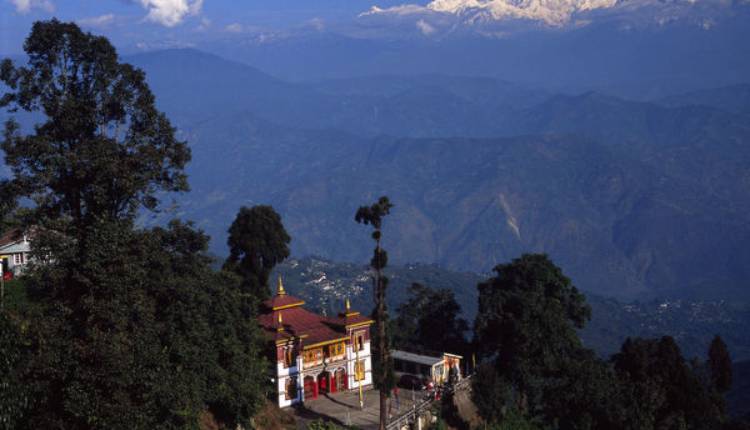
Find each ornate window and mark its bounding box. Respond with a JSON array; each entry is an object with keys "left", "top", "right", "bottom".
[
  {"left": 354, "top": 332, "right": 365, "bottom": 351},
  {"left": 303, "top": 348, "right": 322, "bottom": 368},
  {"left": 327, "top": 342, "right": 345, "bottom": 360},
  {"left": 285, "top": 376, "right": 297, "bottom": 400},
  {"left": 283, "top": 346, "right": 294, "bottom": 368}
]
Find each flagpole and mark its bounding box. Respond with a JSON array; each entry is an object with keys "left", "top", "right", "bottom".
[{"left": 356, "top": 335, "right": 364, "bottom": 409}]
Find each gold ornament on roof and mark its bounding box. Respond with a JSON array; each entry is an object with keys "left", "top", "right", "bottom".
[
  {"left": 277, "top": 312, "right": 284, "bottom": 331},
  {"left": 277, "top": 275, "right": 286, "bottom": 296}
]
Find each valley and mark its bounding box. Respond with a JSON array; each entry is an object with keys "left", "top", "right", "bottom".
[{"left": 120, "top": 48, "right": 750, "bottom": 301}]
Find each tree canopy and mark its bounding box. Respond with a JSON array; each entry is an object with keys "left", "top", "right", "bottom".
[
  {"left": 0, "top": 19, "right": 190, "bottom": 233},
  {"left": 393, "top": 282, "right": 469, "bottom": 356},
  {"left": 8, "top": 221, "right": 268, "bottom": 429},
  {"left": 612, "top": 336, "right": 725, "bottom": 429},
  {"left": 224, "top": 205, "right": 291, "bottom": 301},
  {"left": 471, "top": 254, "right": 740, "bottom": 430},
  {"left": 0, "top": 20, "right": 267, "bottom": 429},
  {"left": 473, "top": 253, "right": 591, "bottom": 412}
]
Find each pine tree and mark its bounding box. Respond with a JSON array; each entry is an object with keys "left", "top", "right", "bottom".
[{"left": 355, "top": 196, "right": 393, "bottom": 430}]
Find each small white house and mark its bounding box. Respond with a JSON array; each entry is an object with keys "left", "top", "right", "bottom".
[
  {"left": 0, "top": 228, "right": 32, "bottom": 277},
  {"left": 392, "top": 349, "right": 463, "bottom": 385}
]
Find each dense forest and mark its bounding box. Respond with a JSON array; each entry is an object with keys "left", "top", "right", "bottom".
[
  {"left": 1, "top": 20, "right": 749, "bottom": 430},
  {"left": 0, "top": 20, "right": 269, "bottom": 429}
]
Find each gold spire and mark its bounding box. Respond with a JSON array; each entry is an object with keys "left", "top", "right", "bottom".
[
  {"left": 277, "top": 275, "right": 286, "bottom": 296},
  {"left": 277, "top": 312, "right": 284, "bottom": 332},
  {"left": 343, "top": 297, "right": 360, "bottom": 318}
]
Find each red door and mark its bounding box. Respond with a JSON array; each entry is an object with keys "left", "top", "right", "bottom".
[
  {"left": 304, "top": 376, "right": 317, "bottom": 400},
  {"left": 318, "top": 373, "right": 329, "bottom": 394}
]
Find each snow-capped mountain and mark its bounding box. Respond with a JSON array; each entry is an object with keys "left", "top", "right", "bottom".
[
  {"left": 427, "top": 0, "right": 619, "bottom": 25},
  {"left": 361, "top": 0, "right": 747, "bottom": 27}
]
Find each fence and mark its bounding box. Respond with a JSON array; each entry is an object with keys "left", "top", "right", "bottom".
[{"left": 385, "top": 375, "right": 473, "bottom": 430}]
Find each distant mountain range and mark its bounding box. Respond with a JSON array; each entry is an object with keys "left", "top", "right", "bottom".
[
  {"left": 659, "top": 84, "right": 750, "bottom": 116},
  {"left": 361, "top": 0, "right": 748, "bottom": 27},
  {"left": 3, "top": 48, "right": 750, "bottom": 301},
  {"left": 118, "top": 48, "right": 750, "bottom": 301},
  {"left": 189, "top": 8, "right": 750, "bottom": 92}
]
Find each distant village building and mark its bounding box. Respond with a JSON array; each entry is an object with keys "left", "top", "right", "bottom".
[
  {"left": 0, "top": 228, "right": 32, "bottom": 278},
  {"left": 258, "top": 277, "right": 374, "bottom": 408}
]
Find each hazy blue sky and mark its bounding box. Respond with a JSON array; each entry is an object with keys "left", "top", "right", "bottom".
[
  {"left": 0, "top": 0, "right": 411, "bottom": 54},
  {"left": 3, "top": 0, "right": 750, "bottom": 56},
  {"left": 2, "top": 0, "right": 749, "bottom": 86}
]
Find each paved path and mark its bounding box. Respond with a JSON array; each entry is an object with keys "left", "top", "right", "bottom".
[{"left": 291, "top": 387, "right": 424, "bottom": 429}]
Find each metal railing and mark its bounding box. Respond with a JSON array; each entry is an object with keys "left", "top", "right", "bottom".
[
  {"left": 386, "top": 396, "right": 432, "bottom": 430},
  {"left": 385, "top": 375, "right": 473, "bottom": 430}
]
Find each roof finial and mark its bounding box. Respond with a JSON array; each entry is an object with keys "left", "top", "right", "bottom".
[
  {"left": 277, "top": 312, "right": 284, "bottom": 331},
  {"left": 345, "top": 297, "right": 351, "bottom": 311},
  {"left": 277, "top": 275, "right": 286, "bottom": 296}
]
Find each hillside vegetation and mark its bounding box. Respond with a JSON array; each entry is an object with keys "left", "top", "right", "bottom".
[{"left": 273, "top": 257, "right": 750, "bottom": 364}]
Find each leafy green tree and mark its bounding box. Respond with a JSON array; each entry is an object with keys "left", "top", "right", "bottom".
[
  {"left": 224, "top": 205, "right": 291, "bottom": 301},
  {"left": 0, "top": 19, "right": 189, "bottom": 237},
  {"left": 16, "top": 220, "right": 268, "bottom": 429},
  {"left": 355, "top": 196, "right": 393, "bottom": 430},
  {"left": 541, "top": 349, "right": 626, "bottom": 430},
  {"left": 0, "top": 22, "right": 192, "bottom": 374},
  {"left": 144, "top": 221, "right": 268, "bottom": 427},
  {"left": 0, "top": 20, "right": 266, "bottom": 429},
  {"left": 473, "top": 254, "right": 591, "bottom": 415},
  {"left": 709, "top": 335, "right": 733, "bottom": 394},
  {"left": 612, "top": 336, "right": 724, "bottom": 430},
  {"left": 472, "top": 363, "right": 509, "bottom": 424},
  {"left": 487, "top": 408, "right": 544, "bottom": 430},
  {"left": 0, "top": 313, "right": 30, "bottom": 429},
  {"left": 393, "top": 283, "right": 469, "bottom": 356},
  {"left": 306, "top": 420, "right": 350, "bottom": 430}
]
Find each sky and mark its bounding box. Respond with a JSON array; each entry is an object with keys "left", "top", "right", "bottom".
[
  {"left": 1, "top": 0, "right": 748, "bottom": 85},
  {"left": 0, "top": 0, "right": 412, "bottom": 54},
  {"left": 3, "top": 0, "right": 749, "bottom": 56}
]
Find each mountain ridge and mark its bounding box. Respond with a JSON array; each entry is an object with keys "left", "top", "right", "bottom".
[{"left": 5, "top": 48, "right": 750, "bottom": 302}]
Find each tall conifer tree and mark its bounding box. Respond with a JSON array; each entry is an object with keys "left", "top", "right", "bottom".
[{"left": 355, "top": 196, "right": 393, "bottom": 430}]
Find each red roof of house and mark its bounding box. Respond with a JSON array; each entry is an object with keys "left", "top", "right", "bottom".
[
  {"left": 325, "top": 302, "right": 375, "bottom": 328},
  {"left": 258, "top": 278, "right": 373, "bottom": 347},
  {"left": 258, "top": 306, "right": 348, "bottom": 346}
]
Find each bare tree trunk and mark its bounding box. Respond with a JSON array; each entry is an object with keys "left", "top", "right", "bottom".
[{"left": 376, "top": 241, "right": 388, "bottom": 430}]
